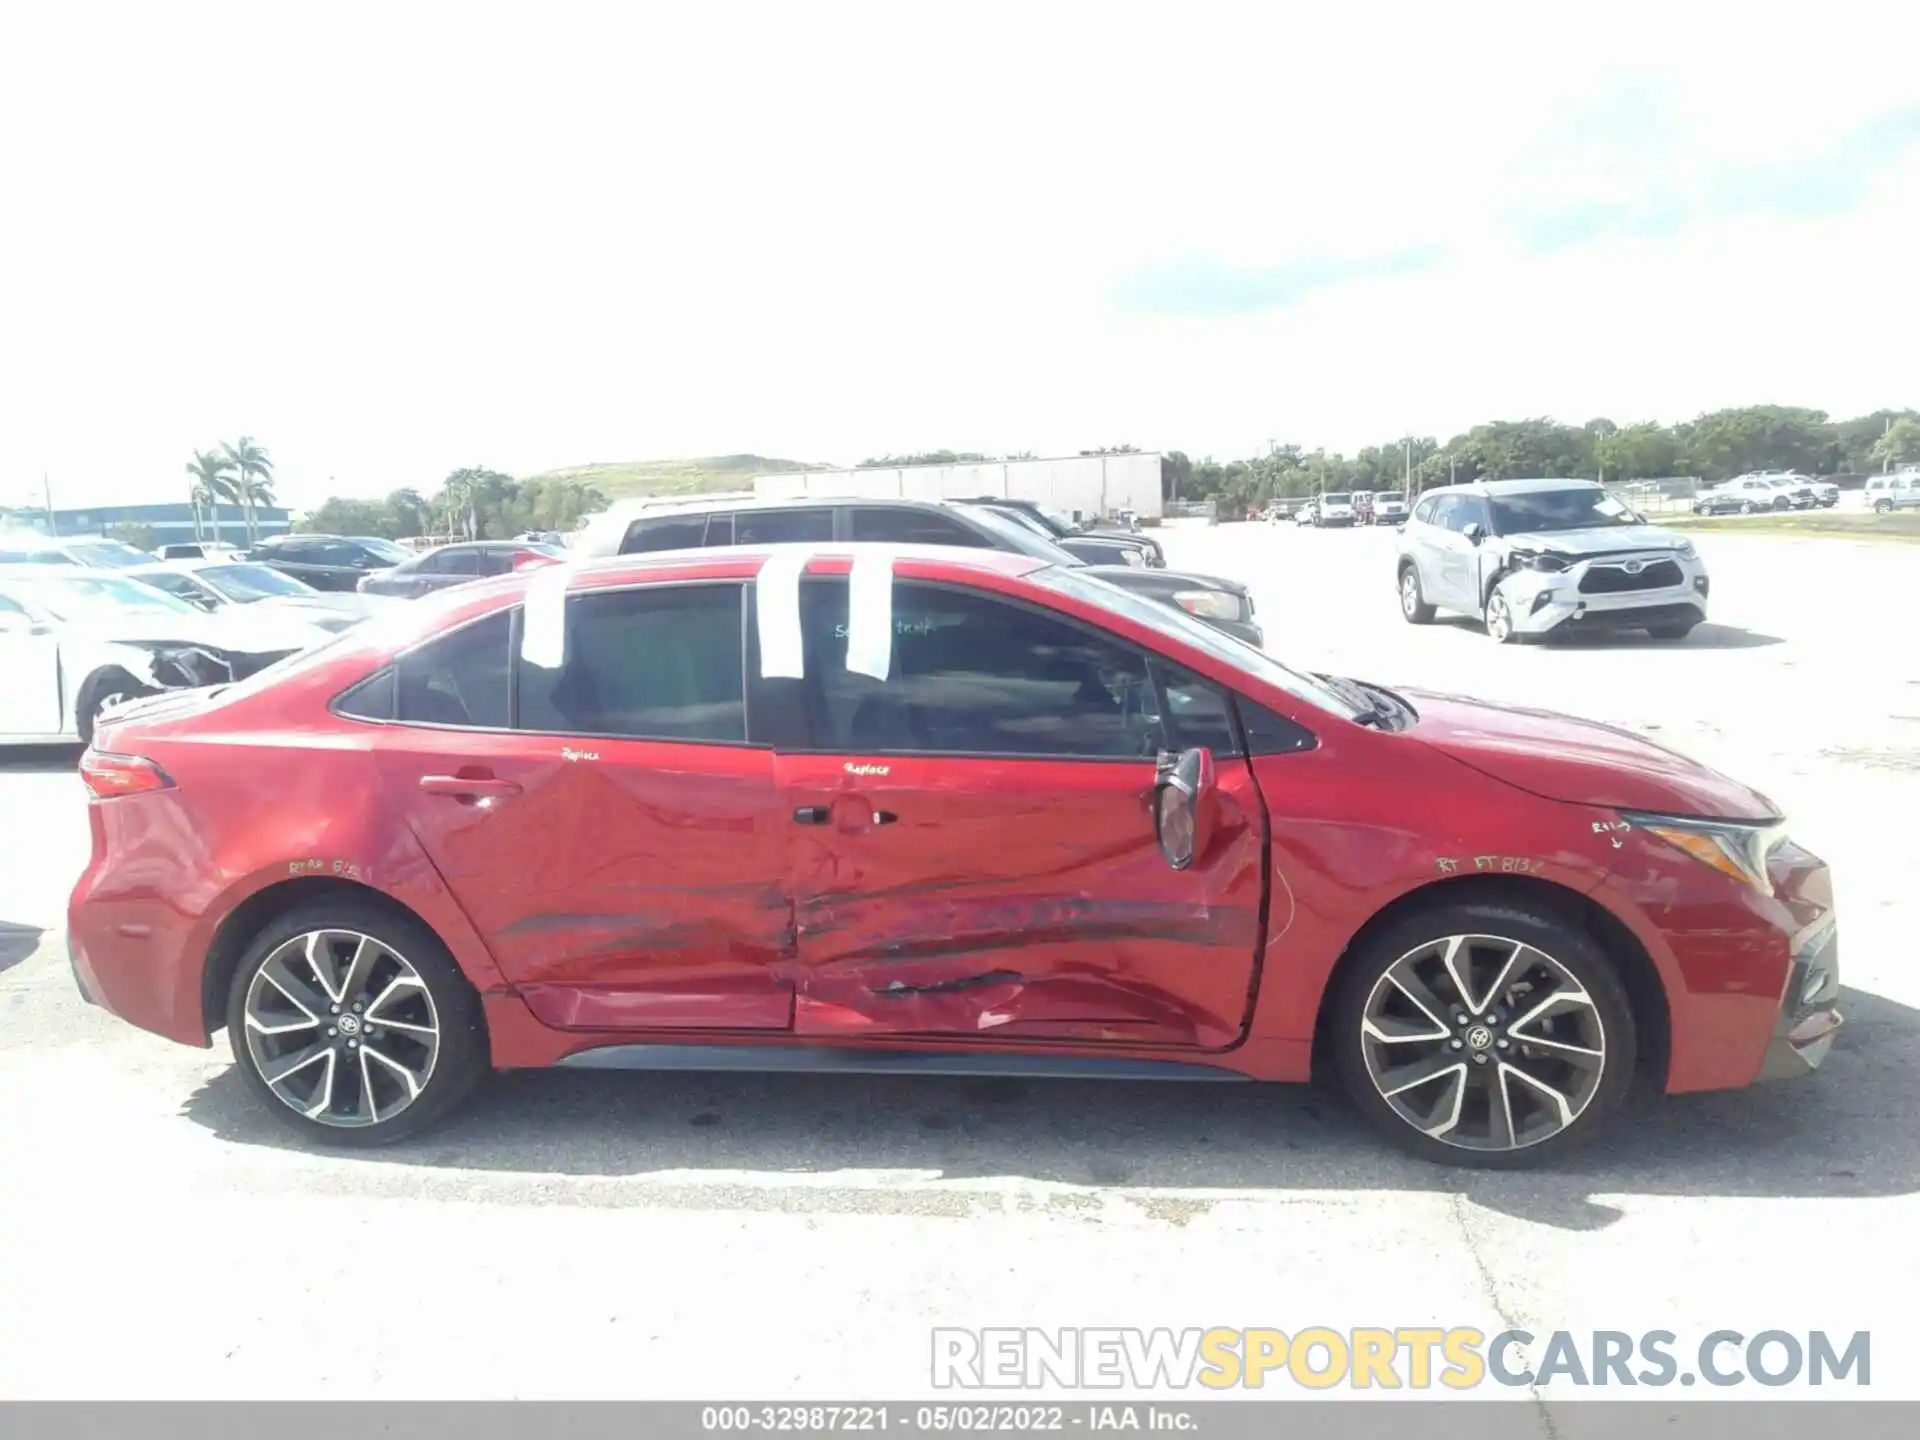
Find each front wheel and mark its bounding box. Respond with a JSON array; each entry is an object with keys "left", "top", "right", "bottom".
[
  {"left": 226, "top": 897, "right": 490, "bottom": 1146},
  {"left": 1484, "top": 589, "right": 1519, "bottom": 643},
  {"left": 1330, "top": 898, "right": 1638, "bottom": 1168},
  {"left": 76, "top": 667, "right": 154, "bottom": 745},
  {"left": 1876, "top": 500, "right": 1893, "bottom": 515},
  {"left": 1399, "top": 566, "right": 1435, "bottom": 624}
]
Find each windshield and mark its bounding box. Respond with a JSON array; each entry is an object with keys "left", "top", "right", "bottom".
[
  {"left": 1031, "top": 567, "right": 1366, "bottom": 722},
  {"left": 199, "top": 563, "right": 317, "bottom": 601},
  {"left": 2, "top": 572, "right": 201, "bottom": 620},
  {"left": 953, "top": 505, "right": 1086, "bottom": 568},
  {"left": 352, "top": 537, "right": 412, "bottom": 563},
  {"left": 1321, "top": 493, "right": 1352, "bottom": 506},
  {"left": 64, "top": 539, "right": 156, "bottom": 568},
  {"left": 1488, "top": 486, "right": 1637, "bottom": 535}
]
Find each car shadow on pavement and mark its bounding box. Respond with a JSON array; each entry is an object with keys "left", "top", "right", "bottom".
[
  {"left": 1426, "top": 618, "right": 1784, "bottom": 650},
  {"left": 180, "top": 983, "right": 1910, "bottom": 1232},
  {"left": 0, "top": 921, "right": 44, "bottom": 977}
]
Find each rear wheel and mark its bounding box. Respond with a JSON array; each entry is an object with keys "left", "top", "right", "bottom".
[
  {"left": 1330, "top": 897, "right": 1638, "bottom": 1168},
  {"left": 1741, "top": 501, "right": 1758, "bottom": 514},
  {"left": 1398, "top": 566, "right": 1435, "bottom": 624},
  {"left": 1876, "top": 500, "right": 1894, "bottom": 515},
  {"left": 226, "top": 897, "right": 489, "bottom": 1146}
]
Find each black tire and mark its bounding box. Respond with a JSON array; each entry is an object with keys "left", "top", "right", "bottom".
[
  {"left": 225, "top": 895, "right": 490, "bottom": 1146},
  {"left": 1398, "top": 564, "right": 1435, "bottom": 624},
  {"left": 76, "top": 667, "right": 154, "bottom": 746},
  {"left": 1741, "top": 501, "right": 1758, "bottom": 514},
  {"left": 1875, "top": 500, "right": 1893, "bottom": 515},
  {"left": 1646, "top": 621, "right": 1697, "bottom": 640},
  {"left": 1329, "top": 895, "right": 1638, "bottom": 1169}
]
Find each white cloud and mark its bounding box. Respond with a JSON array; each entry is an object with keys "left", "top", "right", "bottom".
[{"left": 1, "top": 1, "right": 1915, "bottom": 510}]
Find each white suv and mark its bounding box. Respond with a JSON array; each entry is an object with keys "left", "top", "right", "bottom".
[{"left": 1396, "top": 479, "right": 1709, "bottom": 643}]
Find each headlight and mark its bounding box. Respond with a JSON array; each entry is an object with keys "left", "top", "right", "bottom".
[
  {"left": 150, "top": 646, "right": 233, "bottom": 687},
  {"left": 1121, "top": 549, "right": 1146, "bottom": 567},
  {"left": 1621, "top": 811, "right": 1788, "bottom": 895},
  {"left": 1172, "top": 589, "right": 1240, "bottom": 620},
  {"left": 1675, "top": 540, "right": 1696, "bottom": 559},
  {"left": 1513, "top": 551, "right": 1569, "bottom": 572}
]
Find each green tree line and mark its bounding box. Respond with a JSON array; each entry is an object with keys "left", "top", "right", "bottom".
[
  {"left": 297, "top": 468, "right": 609, "bottom": 541},
  {"left": 1164, "top": 406, "right": 1920, "bottom": 511}
]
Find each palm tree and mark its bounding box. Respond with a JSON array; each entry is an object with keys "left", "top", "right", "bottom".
[
  {"left": 220, "top": 436, "right": 276, "bottom": 544},
  {"left": 185, "top": 450, "right": 234, "bottom": 543}
]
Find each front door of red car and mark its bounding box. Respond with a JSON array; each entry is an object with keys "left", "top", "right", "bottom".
[
  {"left": 370, "top": 587, "right": 796, "bottom": 1032},
  {"left": 774, "top": 575, "right": 1266, "bottom": 1048}
]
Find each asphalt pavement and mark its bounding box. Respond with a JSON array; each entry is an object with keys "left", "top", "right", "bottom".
[{"left": 2, "top": 523, "right": 1915, "bottom": 1404}]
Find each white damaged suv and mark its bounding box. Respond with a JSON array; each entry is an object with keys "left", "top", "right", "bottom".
[{"left": 1396, "top": 478, "right": 1708, "bottom": 643}]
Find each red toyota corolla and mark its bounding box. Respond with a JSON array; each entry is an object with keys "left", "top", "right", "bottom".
[{"left": 67, "top": 544, "right": 1842, "bottom": 1167}]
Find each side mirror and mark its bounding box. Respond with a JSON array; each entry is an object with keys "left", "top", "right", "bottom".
[
  {"left": 1153, "top": 746, "right": 1217, "bottom": 871},
  {"left": 1462, "top": 522, "right": 1484, "bottom": 543}
]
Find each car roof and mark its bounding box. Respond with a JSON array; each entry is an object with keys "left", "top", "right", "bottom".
[
  {"left": 1453, "top": 477, "right": 1602, "bottom": 495},
  {"left": 0, "top": 563, "right": 85, "bottom": 581},
  {"left": 599, "top": 493, "right": 984, "bottom": 521}
]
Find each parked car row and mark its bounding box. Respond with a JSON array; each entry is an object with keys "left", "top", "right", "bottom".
[
  {"left": 1692, "top": 471, "right": 1838, "bottom": 514},
  {"left": 1281, "top": 492, "right": 1408, "bottom": 528}
]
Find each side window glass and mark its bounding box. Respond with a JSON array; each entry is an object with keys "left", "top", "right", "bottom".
[
  {"left": 1429, "top": 496, "right": 1457, "bottom": 530},
  {"left": 621, "top": 516, "right": 708, "bottom": 554},
  {"left": 518, "top": 585, "right": 746, "bottom": 742},
  {"left": 850, "top": 508, "right": 987, "bottom": 546},
  {"left": 797, "top": 580, "right": 1160, "bottom": 758},
  {"left": 1153, "top": 661, "right": 1241, "bottom": 757},
  {"left": 438, "top": 549, "right": 483, "bottom": 576},
  {"left": 395, "top": 610, "right": 512, "bottom": 728},
  {"left": 1238, "top": 698, "right": 1317, "bottom": 755},
  {"left": 1412, "top": 496, "right": 1436, "bottom": 524},
  {"left": 736, "top": 508, "right": 833, "bottom": 545},
  {"left": 335, "top": 667, "right": 396, "bottom": 722}
]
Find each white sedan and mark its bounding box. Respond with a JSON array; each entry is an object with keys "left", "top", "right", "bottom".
[
  {"left": 0, "top": 567, "right": 341, "bottom": 745},
  {"left": 125, "top": 558, "right": 400, "bottom": 633}
]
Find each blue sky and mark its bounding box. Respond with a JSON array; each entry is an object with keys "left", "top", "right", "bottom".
[{"left": 2, "top": 1, "right": 1916, "bottom": 510}]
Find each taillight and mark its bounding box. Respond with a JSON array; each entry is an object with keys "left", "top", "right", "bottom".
[{"left": 79, "top": 751, "right": 175, "bottom": 800}]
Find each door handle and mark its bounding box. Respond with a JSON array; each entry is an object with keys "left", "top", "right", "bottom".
[
  {"left": 793, "top": 806, "right": 831, "bottom": 825},
  {"left": 419, "top": 774, "right": 522, "bottom": 799}
]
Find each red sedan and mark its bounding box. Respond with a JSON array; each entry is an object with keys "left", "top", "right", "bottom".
[{"left": 66, "top": 544, "right": 1842, "bottom": 1167}]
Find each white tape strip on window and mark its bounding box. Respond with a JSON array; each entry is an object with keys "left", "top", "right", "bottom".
[
  {"left": 756, "top": 548, "right": 812, "bottom": 679},
  {"left": 845, "top": 550, "right": 894, "bottom": 681},
  {"left": 520, "top": 560, "right": 572, "bottom": 669}
]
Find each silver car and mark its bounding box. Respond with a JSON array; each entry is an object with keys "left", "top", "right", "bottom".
[{"left": 1396, "top": 479, "right": 1709, "bottom": 643}]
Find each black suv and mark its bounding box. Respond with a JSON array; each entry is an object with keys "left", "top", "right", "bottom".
[
  {"left": 248, "top": 534, "right": 414, "bottom": 591},
  {"left": 953, "top": 496, "right": 1166, "bottom": 568},
  {"left": 356, "top": 540, "right": 566, "bottom": 598},
  {"left": 575, "top": 496, "right": 1260, "bottom": 647}
]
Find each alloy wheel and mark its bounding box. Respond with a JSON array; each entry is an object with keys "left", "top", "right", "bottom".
[
  {"left": 1400, "top": 573, "right": 1420, "bottom": 617},
  {"left": 1486, "top": 593, "right": 1513, "bottom": 642},
  {"left": 1358, "top": 934, "right": 1607, "bottom": 1153},
  {"left": 242, "top": 929, "right": 442, "bottom": 1127}
]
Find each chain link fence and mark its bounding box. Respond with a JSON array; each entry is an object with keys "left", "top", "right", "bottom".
[{"left": 1601, "top": 476, "right": 1704, "bottom": 516}]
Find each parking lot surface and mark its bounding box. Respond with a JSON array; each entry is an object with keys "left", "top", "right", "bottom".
[{"left": 3, "top": 523, "right": 1916, "bottom": 1401}]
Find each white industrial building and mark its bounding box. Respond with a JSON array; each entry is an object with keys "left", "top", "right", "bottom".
[{"left": 752, "top": 453, "right": 1165, "bottom": 522}]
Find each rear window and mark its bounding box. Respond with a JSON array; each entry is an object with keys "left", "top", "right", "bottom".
[
  {"left": 394, "top": 611, "right": 513, "bottom": 728},
  {"left": 621, "top": 515, "right": 710, "bottom": 554}
]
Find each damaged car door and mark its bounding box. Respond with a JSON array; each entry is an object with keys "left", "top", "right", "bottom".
[
  {"left": 370, "top": 585, "right": 797, "bottom": 1032},
  {"left": 775, "top": 572, "right": 1267, "bottom": 1048}
]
